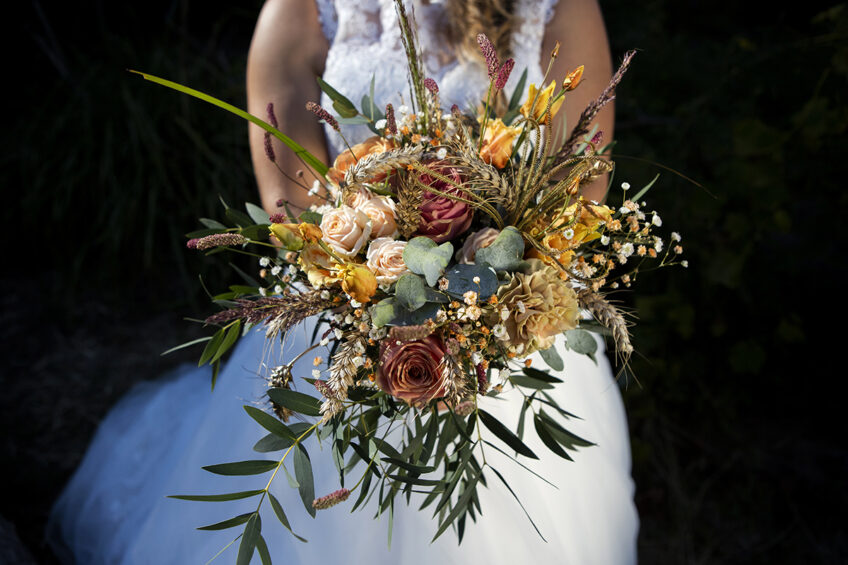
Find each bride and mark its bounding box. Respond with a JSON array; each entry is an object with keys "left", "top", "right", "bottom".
[{"left": 49, "top": 1, "right": 638, "bottom": 563}]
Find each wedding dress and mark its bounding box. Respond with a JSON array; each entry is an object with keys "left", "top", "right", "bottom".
[{"left": 49, "top": 1, "right": 638, "bottom": 563}]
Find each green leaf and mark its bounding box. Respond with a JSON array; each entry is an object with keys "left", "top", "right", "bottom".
[
  {"left": 236, "top": 513, "right": 260, "bottom": 565},
  {"left": 478, "top": 409, "right": 538, "bottom": 459},
  {"left": 522, "top": 367, "right": 563, "bottom": 383},
  {"left": 198, "top": 327, "right": 225, "bottom": 366},
  {"left": 203, "top": 460, "right": 278, "bottom": 476},
  {"left": 197, "top": 513, "right": 253, "bottom": 531},
  {"left": 402, "top": 236, "right": 454, "bottom": 286},
  {"left": 475, "top": 226, "right": 527, "bottom": 272},
  {"left": 565, "top": 329, "right": 598, "bottom": 356},
  {"left": 381, "top": 458, "right": 436, "bottom": 474},
  {"left": 508, "top": 67, "right": 529, "bottom": 111},
  {"left": 387, "top": 474, "right": 444, "bottom": 487},
  {"left": 443, "top": 263, "right": 499, "bottom": 299},
  {"left": 267, "top": 388, "right": 322, "bottom": 417},
  {"left": 161, "top": 336, "right": 211, "bottom": 356},
  {"left": 336, "top": 115, "right": 372, "bottom": 125},
  {"left": 253, "top": 433, "right": 293, "bottom": 453},
  {"left": 533, "top": 415, "right": 573, "bottom": 461},
  {"left": 394, "top": 273, "right": 429, "bottom": 311},
  {"left": 370, "top": 297, "right": 399, "bottom": 328},
  {"left": 299, "top": 210, "right": 322, "bottom": 225},
  {"left": 256, "top": 535, "right": 272, "bottom": 565},
  {"left": 246, "top": 202, "right": 271, "bottom": 225},
  {"left": 631, "top": 173, "right": 660, "bottom": 203},
  {"left": 210, "top": 359, "right": 221, "bottom": 391},
  {"left": 316, "top": 77, "right": 359, "bottom": 118},
  {"left": 210, "top": 320, "right": 241, "bottom": 364},
  {"left": 199, "top": 217, "right": 228, "bottom": 230},
  {"left": 431, "top": 471, "right": 480, "bottom": 542},
  {"left": 538, "top": 409, "right": 594, "bottom": 448},
  {"left": 268, "top": 492, "right": 307, "bottom": 542},
  {"left": 294, "top": 445, "right": 316, "bottom": 517},
  {"left": 169, "top": 489, "right": 265, "bottom": 502},
  {"left": 489, "top": 466, "right": 547, "bottom": 541},
  {"left": 226, "top": 206, "right": 257, "bottom": 228},
  {"left": 510, "top": 375, "right": 554, "bottom": 390},
  {"left": 370, "top": 298, "right": 442, "bottom": 328},
  {"left": 244, "top": 406, "right": 297, "bottom": 440},
  {"left": 130, "top": 70, "right": 328, "bottom": 175},
  {"left": 539, "top": 344, "right": 564, "bottom": 371}
]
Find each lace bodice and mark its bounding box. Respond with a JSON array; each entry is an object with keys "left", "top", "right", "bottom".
[{"left": 316, "top": 0, "right": 559, "bottom": 158}]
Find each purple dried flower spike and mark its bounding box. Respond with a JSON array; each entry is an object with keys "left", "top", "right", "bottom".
[
  {"left": 423, "top": 77, "right": 439, "bottom": 95},
  {"left": 186, "top": 238, "right": 199, "bottom": 250},
  {"left": 263, "top": 132, "right": 275, "bottom": 162},
  {"left": 269, "top": 213, "right": 286, "bottom": 224},
  {"left": 266, "top": 102, "right": 278, "bottom": 129},
  {"left": 275, "top": 198, "right": 285, "bottom": 208},
  {"left": 385, "top": 103, "right": 397, "bottom": 135},
  {"left": 476, "top": 363, "right": 489, "bottom": 394},
  {"left": 495, "top": 58, "right": 514, "bottom": 91},
  {"left": 591, "top": 131, "right": 604, "bottom": 145},
  {"left": 305, "top": 101, "right": 339, "bottom": 131},
  {"left": 476, "top": 33, "right": 499, "bottom": 80}
]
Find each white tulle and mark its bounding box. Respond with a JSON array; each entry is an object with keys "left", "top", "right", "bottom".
[{"left": 49, "top": 1, "right": 639, "bottom": 562}]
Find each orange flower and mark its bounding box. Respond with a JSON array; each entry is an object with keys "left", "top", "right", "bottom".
[
  {"left": 326, "top": 136, "right": 395, "bottom": 186},
  {"left": 339, "top": 263, "right": 378, "bottom": 303},
  {"left": 269, "top": 223, "right": 304, "bottom": 251},
  {"left": 519, "top": 81, "right": 564, "bottom": 121},
  {"left": 562, "top": 65, "right": 584, "bottom": 91},
  {"left": 479, "top": 119, "right": 520, "bottom": 168}
]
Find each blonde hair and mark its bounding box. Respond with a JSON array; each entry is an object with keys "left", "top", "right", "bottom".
[{"left": 444, "top": 0, "right": 516, "bottom": 63}]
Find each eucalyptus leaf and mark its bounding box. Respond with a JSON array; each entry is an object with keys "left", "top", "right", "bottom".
[
  {"left": 169, "top": 489, "right": 265, "bottom": 502},
  {"left": 236, "top": 513, "right": 260, "bottom": 565},
  {"left": 475, "top": 226, "right": 527, "bottom": 272},
  {"left": 244, "top": 406, "right": 297, "bottom": 440},
  {"left": 253, "top": 433, "right": 293, "bottom": 453},
  {"left": 267, "top": 388, "right": 322, "bottom": 417},
  {"left": 202, "top": 460, "right": 278, "bottom": 476},
  {"left": 299, "top": 210, "right": 323, "bottom": 225},
  {"left": 210, "top": 321, "right": 241, "bottom": 363},
  {"left": 395, "top": 273, "right": 429, "bottom": 311},
  {"left": 489, "top": 466, "right": 547, "bottom": 541},
  {"left": 225, "top": 207, "right": 255, "bottom": 228},
  {"left": 246, "top": 202, "right": 271, "bottom": 225},
  {"left": 565, "top": 329, "right": 598, "bottom": 355},
  {"left": 402, "top": 237, "right": 453, "bottom": 286},
  {"left": 538, "top": 409, "right": 594, "bottom": 448},
  {"left": 443, "top": 263, "right": 498, "bottom": 299},
  {"left": 269, "top": 492, "right": 307, "bottom": 542},
  {"left": 509, "top": 375, "right": 554, "bottom": 390},
  {"left": 197, "top": 513, "right": 253, "bottom": 531},
  {"left": 316, "top": 77, "right": 358, "bottom": 118},
  {"left": 431, "top": 471, "right": 480, "bottom": 542},
  {"left": 198, "top": 328, "right": 225, "bottom": 367},
  {"left": 533, "top": 415, "right": 573, "bottom": 460},
  {"left": 199, "top": 217, "right": 228, "bottom": 230},
  {"left": 539, "top": 345, "right": 565, "bottom": 371},
  {"left": 478, "top": 409, "right": 538, "bottom": 459},
  {"left": 522, "top": 367, "right": 563, "bottom": 383},
  {"left": 336, "top": 115, "right": 372, "bottom": 125},
  {"left": 294, "top": 445, "right": 316, "bottom": 518},
  {"left": 256, "top": 535, "right": 272, "bottom": 565}
]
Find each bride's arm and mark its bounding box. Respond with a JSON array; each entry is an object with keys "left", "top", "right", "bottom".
[
  {"left": 247, "top": 0, "right": 330, "bottom": 215},
  {"left": 542, "top": 0, "right": 615, "bottom": 203}
]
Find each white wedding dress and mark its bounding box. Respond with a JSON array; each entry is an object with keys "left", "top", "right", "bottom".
[{"left": 49, "top": 1, "right": 638, "bottom": 563}]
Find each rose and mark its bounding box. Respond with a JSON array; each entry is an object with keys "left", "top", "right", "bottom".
[
  {"left": 414, "top": 163, "right": 473, "bottom": 243},
  {"left": 327, "top": 136, "right": 394, "bottom": 186},
  {"left": 360, "top": 196, "right": 398, "bottom": 239},
  {"left": 345, "top": 187, "right": 375, "bottom": 209},
  {"left": 320, "top": 205, "right": 372, "bottom": 257},
  {"left": 457, "top": 227, "right": 500, "bottom": 264},
  {"left": 377, "top": 334, "right": 447, "bottom": 404},
  {"left": 366, "top": 238, "right": 409, "bottom": 284},
  {"left": 494, "top": 260, "right": 580, "bottom": 354}
]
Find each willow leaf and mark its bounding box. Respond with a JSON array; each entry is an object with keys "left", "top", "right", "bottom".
[{"left": 478, "top": 409, "right": 538, "bottom": 459}]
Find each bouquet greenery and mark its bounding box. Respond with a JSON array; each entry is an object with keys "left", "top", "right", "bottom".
[{"left": 135, "top": 2, "right": 684, "bottom": 562}]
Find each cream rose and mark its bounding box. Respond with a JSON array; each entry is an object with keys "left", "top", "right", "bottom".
[
  {"left": 360, "top": 196, "right": 398, "bottom": 239},
  {"left": 495, "top": 260, "right": 580, "bottom": 354},
  {"left": 366, "top": 238, "right": 409, "bottom": 284},
  {"left": 457, "top": 227, "right": 500, "bottom": 264},
  {"left": 345, "top": 186, "right": 375, "bottom": 209},
  {"left": 320, "top": 205, "right": 372, "bottom": 257}
]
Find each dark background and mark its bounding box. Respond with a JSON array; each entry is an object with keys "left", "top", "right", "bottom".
[{"left": 3, "top": 1, "right": 847, "bottom": 563}]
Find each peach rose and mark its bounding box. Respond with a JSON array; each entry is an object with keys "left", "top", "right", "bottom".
[
  {"left": 320, "top": 205, "right": 372, "bottom": 257},
  {"left": 457, "top": 227, "right": 500, "bottom": 264},
  {"left": 377, "top": 334, "right": 447, "bottom": 405},
  {"left": 327, "top": 136, "right": 394, "bottom": 186},
  {"left": 345, "top": 187, "right": 375, "bottom": 209},
  {"left": 414, "top": 163, "right": 473, "bottom": 244},
  {"left": 366, "top": 238, "right": 409, "bottom": 284},
  {"left": 360, "top": 196, "right": 398, "bottom": 239}
]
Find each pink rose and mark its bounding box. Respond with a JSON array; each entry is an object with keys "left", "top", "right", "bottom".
[
  {"left": 320, "top": 205, "right": 372, "bottom": 257},
  {"left": 414, "top": 163, "right": 473, "bottom": 243},
  {"left": 360, "top": 196, "right": 398, "bottom": 239},
  {"left": 457, "top": 227, "right": 500, "bottom": 264},
  {"left": 377, "top": 335, "right": 447, "bottom": 404},
  {"left": 366, "top": 238, "right": 409, "bottom": 284}
]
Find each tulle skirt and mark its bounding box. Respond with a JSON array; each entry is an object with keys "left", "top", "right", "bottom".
[{"left": 49, "top": 318, "right": 639, "bottom": 564}]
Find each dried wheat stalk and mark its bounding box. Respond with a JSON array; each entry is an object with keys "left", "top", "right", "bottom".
[{"left": 577, "top": 289, "right": 633, "bottom": 362}]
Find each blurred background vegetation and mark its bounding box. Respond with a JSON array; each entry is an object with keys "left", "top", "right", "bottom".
[{"left": 2, "top": 0, "right": 846, "bottom": 562}]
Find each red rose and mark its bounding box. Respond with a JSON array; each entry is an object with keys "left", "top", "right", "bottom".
[
  {"left": 377, "top": 335, "right": 447, "bottom": 404},
  {"left": 414, "top": 163, "right": 473, "bottom": 243}
]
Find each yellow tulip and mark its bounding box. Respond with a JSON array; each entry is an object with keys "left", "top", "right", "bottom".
[
  {"left": 269, "top": 223, "right": 304, "bottom": 251},
  {"left": 519, "top": 81, "right": 564, "bottom": 121},
  {"left": 479, "top": 119, "right": 521, "bottom": 168},
  {"left": 562, "top": 65, "right": 584, "bottom": 91},
  {"left": 340, "top": 264, "right": 378, "bottom": 304}
]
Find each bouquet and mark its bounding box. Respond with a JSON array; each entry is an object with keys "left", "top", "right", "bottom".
[{"left": 137, "top": 2, "right": 684, "bottom": 561}]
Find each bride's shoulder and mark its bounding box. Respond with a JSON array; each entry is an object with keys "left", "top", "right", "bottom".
[{"left": 250, "top": 0, "right": 329, "bottom": 74}]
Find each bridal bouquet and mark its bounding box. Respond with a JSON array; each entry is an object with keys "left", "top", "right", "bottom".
[{"left": 138, "top": 2, "right": 683, "bottom": 561}]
